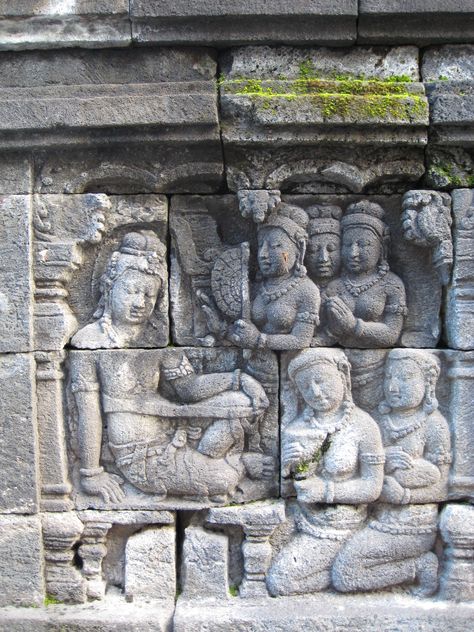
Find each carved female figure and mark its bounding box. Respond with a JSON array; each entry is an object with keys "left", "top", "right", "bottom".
[
  {"left": 323, "top": 201, "right": 407, "bottom": 347},
  {"left": 266, "top": 349, "right": 385, "bottom": 596},
  {"left": 305, "top": 204, "right": 342, "bottom": 288},
  {"left": 71, "top": 230, "right": 167, "bottom": 349},
  {"left": 201, "top": 203, "right": 320, "bottom": 350},
  {"left": 333, "top": 350, "right": 451, "bottom": 596}
]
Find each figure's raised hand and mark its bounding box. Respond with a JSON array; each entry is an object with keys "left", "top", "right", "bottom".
[
  {"left": 385, "top": 446, "right": 413, "bottom": 472},
  {"left": 326, "top": 296, "right": 356, "bottom": 334},
  {"left": 230, "top": 319, "right": 260, "bottom": 348},
  {"left": 240, "top": 373, "right": 269, "bottom": 412},
  {"left": 197, "top": 291, "right": 226, "bottom": 337},
  {"left": 81, "top": 470, "right": 125, "bottom": 504},
  {"left": 242, "top": 452, "right": 274, "bottom": 480}
]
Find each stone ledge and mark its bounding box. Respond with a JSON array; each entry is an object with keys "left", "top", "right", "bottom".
[
  {"left": 131, "top": 1, "right": 357, "bottom": 47},
  {"left": 0, "top": 1, "right": 130, "bottom": 51},
  {"left": 174, "top": 593, "right": 474, "bottom": 632},
  {"left": 359, "top": 1, "right": 474, "bottom": 45}
]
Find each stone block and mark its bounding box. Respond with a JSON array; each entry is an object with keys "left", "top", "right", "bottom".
[
  {"left": 33, "top": 194, "right": 169, "bottom": 350},
  {"left": 171, "top": 194, "right": 447, "bottom": 349},
  {"left": 440, "top": 504, "right": 474, "bottom": 601},
  {"left": 447, "top": 189, "right": 474, "bottom": 350},
  {"left": 124, "top": 526, "right": 176, "bottom": 602},
  {"left": 174, "top": 594, "right": 474, "bottom": 632},
  {"left": 0, "top": 1, "right": 130, "bottom": 51},
  {"left": 359, "top": 1, "right": 474, "bottom": 45},
  {"left": 0, "top": 153, "right": 32, "bottom": 194},
  {"left": 131, "top": 1, "right": 357, "bottom": 47},
  {"left": 0, "top": 515, "right": 44, "bottom": 607},
  {"left": 68, "top": 347, "right": 278, "bottom": 510},
  {"left": 422, "top": 45, "right": 474, "bottom": 82},
  {"left": 0, "top": 195, "right": 33, "bottom": 352},
  {"left": 0, "top": 48, "right": 219, "bottom": 151},
  {"left": 0, "top": 354, "right": 39, "bottom": 513},
  {"left": 220, "top": 47, "right": 427, "bottom": 149},
  {"left": 181, "top": 525, "right": 230, "bottom": 600}
]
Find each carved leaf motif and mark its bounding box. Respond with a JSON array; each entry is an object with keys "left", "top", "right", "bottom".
[{"left": 211, "top": 243, "right": 250, "bottom": 319}]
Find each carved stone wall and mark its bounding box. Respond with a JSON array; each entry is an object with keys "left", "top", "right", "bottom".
[{"left": 0, "top": 4, "right": 473, "bottom": 631}]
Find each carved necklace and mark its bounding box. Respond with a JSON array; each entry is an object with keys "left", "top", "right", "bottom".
[
  {"left": 342, "top": 264, "right": 389, "bottom": 297},
  {"left": 261, "top": 274, "right": 302, "bottom": 303},
  {"left": 383, "top": 410, "right": 426, "bottom": 441},
  {"left": 302, "top": 401, "right": 354, "bottom": 437}
]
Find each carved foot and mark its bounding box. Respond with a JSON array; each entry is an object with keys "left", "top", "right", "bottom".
[{"left": 411, "top": 552, "right": 439, "bottom": 597}]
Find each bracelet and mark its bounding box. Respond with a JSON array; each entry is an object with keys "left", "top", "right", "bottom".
[
  {"left": 80, "top": 467, "right": 104, "bottom": 478},
  {"left": 232, "top": 369, "right": 241, "bottom": 391},
  {"left": 257, "top": 333, "right": 267, "bottom": 349},
  {"left": 324, "top": 480, "right": 335, "bottom": 503}
]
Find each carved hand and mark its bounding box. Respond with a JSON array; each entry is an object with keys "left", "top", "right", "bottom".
[
  {"left": 240, "top": 374, "right": 269, "bottom": 412},
  {"left": 242, "top": 452, "right": 274, "bottom": 480},
  {"left": 81, "top": 471, "right": 125, "bottom": 504},
  {"left": 326, "top": 297, "right": 357, "bottom": 334},
  {"left": 197, "top": 291, "right": 227, "bottom": 336},
  {"left": 294, "top": 477, "right": 325, "bottom": 503},
  {"left": 384, "top": 446, "right": 414, "bottom": 472},
  {"left": 380, "top": 475, "right": 405, "bottom": 503},
  {"left": 282, "top": 441, "right": 305, "bottom": 466},
  {"left": 230, "top": 319, "right": 260, "bottom": 347}
]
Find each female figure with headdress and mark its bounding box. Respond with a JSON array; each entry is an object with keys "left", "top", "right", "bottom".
[
  {"left": 266, "top": 348, "right": 385, "bottom": 596},
  {"left": 201, "top": 203, "right": 320, "bottom": 350},
  {"left": 72, "top": 230, "right": 167, "bottom": 349},
  {"left": 323, "top": 200, "right": 407, "bottom": 347},
  {"left": 333, "top": 350, "right": 451, "bottom": 596}
]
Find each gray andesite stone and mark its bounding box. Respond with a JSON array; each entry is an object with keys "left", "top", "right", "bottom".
[
  {"left": 124, "top": 526, "right": 176, "bottom": 602},
  {"left": 174, "top": 593, "right": 474, "bottom": 632},
  {"left": 440, "top": 504, "right": 474, "bottom": 601},
  {"left": 0, "top": 48, "right": 219, "bottom": 151},
  {"left": 0, "top": 354, "right": 39, "bottom": 513},
  {"left": 0, "top": 1, "right": 131, "bottom": 51},
  {"left": 359, "top": 1, "right": 474, "bottom": 45},
  {"left": 447, "top": 189, "right": 474, "bottom": 350},
  {"left": 131, "top": 1, "right": 357, "bottom": 47},
  {"left": 0, "top": 195, "right": 33, "bottom": 352},
  {"left": 0, "top": 515, "right": 44, "bottom": 607},
  {"left": 422, "top": 45, "right": 474, "bottom": 82},
  {"left": 181, "top": 525, "right": 230, "bottom": 600}
]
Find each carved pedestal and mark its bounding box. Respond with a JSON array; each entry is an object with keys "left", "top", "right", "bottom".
[
  {"left": 42, "top": 513, "right": 86, "bottom": 604},
  {"left": 208, "top": 500, "right": 285, "bottom": 598},
  {"left": 439, "top": 504, "right": 474, "bottom": 601},
  {"left": 78, "top": 518, "right": 113, "bottom": 601}
]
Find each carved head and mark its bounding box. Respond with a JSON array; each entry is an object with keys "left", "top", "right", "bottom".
[
  {"left": 305, "top": 204, "right": 343, "bottom": 282},
  {"left": 288, "top": 348, "right": 352, "bottom": 414},
  {"left": 257, "top": 203, "right": 308, "bottom": 278},
  {"left": 95, "top": 230, "right": 166, "bottom": 329},
  {"left": 380, "top": 349, "right": 440, "bottom": 415},
  {"left": 341, "top": 201, "right": 390, "bottom": 275}
]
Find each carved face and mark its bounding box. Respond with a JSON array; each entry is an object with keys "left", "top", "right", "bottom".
[
  {"left": 110, "top": 268, "right": 161, "bottom": 326},
  {"left": 383, "top": 358, "right": 426, "bottom": 411},
  {"left": 294, "top": 363, "right": 345, "bottom": 413},
  {"left": 257, "top": 227, "right": 298, "bottom": 278},
  {"left": 342, "top": 226, "right": 381, "bottom": 274},
  {"left": 306, "top": 233, "right": 341, "bottom": 280}
]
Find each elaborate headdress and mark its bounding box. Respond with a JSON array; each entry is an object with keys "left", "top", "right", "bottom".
[
  {"left": 288, "top": 348, "right": 353, "bottom": 402},
  {"left": 306, "top": 204, "right": 343, "bottom": 237}
]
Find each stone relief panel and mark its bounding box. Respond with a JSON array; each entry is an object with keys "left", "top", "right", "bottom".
[
  {"left": 171, "top": 193, "right": 451, "bottom": 349},
  {"left": 66, "top": 347, "right": 278, "bottom": 510},
  {"left": 269, "top": 347, "right": 452, "bottom": 597},
  {"left": 32, "top": 194, "right": 169, "bottom": 350}
]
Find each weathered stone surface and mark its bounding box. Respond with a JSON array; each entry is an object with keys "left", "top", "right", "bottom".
[
  {"left": 33, "top": 194, "right": 168, "bottom": 350},
  {"left": 220, "top": 47, "right": 427, "bottom": 149},
  {"left": 439, "top": 504, "right": 474, "bottom": 601},
  {"left": 0, "top": 354, "right": 39, "bottom": 513},
  {"left": 181, "top": 525, "right": 230, "bottom": 600},
  {"left": 447, "top": 189, "right": 474, "bottom": 350},
  {"left": 422, "top": 45, "right": 474, "bottom": 82},
  {"left": 0, "top": 48, "right": 219, "bottom": 151},
  {"left": 0, "top": 1, "right": 130, "bottom": 51},
  {"left": 171, "top": 194, "right": 447, "bottom": 349},
  {"left": 0, "top": 153, "right": 32, "bottom": 194},
  {"left": 131, "top": 1, "right": 357, "bottom": 47},
  {"left": 68, "top": 347, "right": 278, "bottom": 510},
  {"left": 0, "top": 592, "right": 175, "bottom": 632},
  {"left": 0, "top": 195, "right": 33, "bottom": 352},
  {"left": 174, "top": 594, "right": 474, "bottom": 631},
  {"left": 359, "top": 1, "right": 474, "bottom": 45},
  {"left": 0, "top": 515, "right": 44, "bottom": 607},
  {"left": 124, "top": 526, "right": 176, "bottom": 602},
  {"left": 226, "top": 145, "right": 426, "bottom": 194},
  {"left": 425, "top": 81, "right": 474, "bottom": 147}
]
